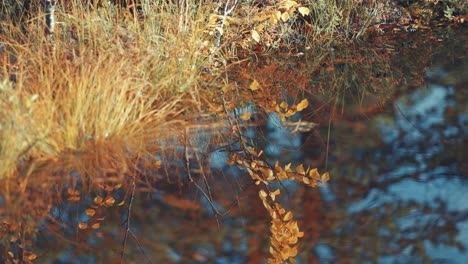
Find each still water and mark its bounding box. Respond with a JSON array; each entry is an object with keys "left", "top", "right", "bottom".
[{"left": 37, "top": 27, "right": 467, "bottom": 263}]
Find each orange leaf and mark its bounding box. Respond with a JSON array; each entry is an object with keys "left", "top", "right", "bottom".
[
  {"left": 309, "top": 168, "right": 320, "bottom": 180},
  {"left": 85, "top": 209, "right": 96, "bottom": 217},
  {"left": 103, "top": 196, "right": 115, "bottom": 207},
  {"left": 67, "top": 196, "right": 80, "bottom": 202},
  {"left": 94, "top": 196, "right": 103, "bottom": 204},
  {"left": 296, "top": 164, "right": 305, "bottom": 175},
  {"left": 78, "top": 222, "right": 88, "bottom": 229},
  {"left": 321, "top": 172, "right": 330, "bottom": 182},
  {"left": 155, "top": 160, "right": 162, "bottom": 168},
  {"left": 25, "top": 252, "right": 37, "bottom": 261},
  {"left": 241, "top": 111, "right": 251, "bottom": 121}
]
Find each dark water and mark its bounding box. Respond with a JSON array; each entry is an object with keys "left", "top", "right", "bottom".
[{"left": 32, "top": 27, "right": 467, "bottom": 263}]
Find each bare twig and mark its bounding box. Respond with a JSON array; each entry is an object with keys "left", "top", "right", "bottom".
[
  {"left": 184, "top": 127, "right": 227, "bottom": 217},
  {"left": 215, "top": 0, "right": 239, "bottom": 47},
  {"left": 120, "top": 175, "right": 151, "bottom": 264}
]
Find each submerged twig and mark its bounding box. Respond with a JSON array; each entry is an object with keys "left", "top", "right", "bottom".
[
  {"left": 183, "top": 127, "right": 228, "bottom": 218},
  {"left": 120, "top": 175, "right": 151, "bottom": 264}
]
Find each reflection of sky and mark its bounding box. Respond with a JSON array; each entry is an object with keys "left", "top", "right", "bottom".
[{"left": 347, "top": 77, "right": 468, "bottom": 262}]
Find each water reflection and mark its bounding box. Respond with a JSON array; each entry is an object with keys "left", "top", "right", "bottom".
[
  {"left": 313, "top": 32, "right": 467, "bottom": 262},
  {"left": 24, "top": 28, "right": 468, "bottom": 263}
]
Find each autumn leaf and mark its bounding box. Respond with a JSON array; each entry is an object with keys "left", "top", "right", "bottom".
[
  {"left": 281, "top": 12, "right": 290, "bottom": 22},
  {"left": 280, "top": 101, "right": 288, "bottom": 110},
  {"left": 78, "top": 222, "right": 88, "bottom": 229},
  {"left": 94, "top": 196, "right": 103, "bottom": 204},
  {"left": 85, "top": 209, "right": 96, "bottom": 217},
  {"left": 309, "top": 168, "right": 320, "bottom": 180},
  {"left": 91, "top": 223, "right": 101, "bottom": 229},
  {"left": 281, "top": 0, "right": 299, "bottom": 10},
  {"left": 155, "top": 159, "right": 162, "bottom": 168},
  {"left": 251, "top": 30, "right": 261, "bottom": 43},
  {"left": 296, "top": 164, "right": 305, "bottom": 175},
  {"left": 249, "top": 79, "right": 261, "bottom": 91},
  {"left": 296, "top": 99, "right": 309, "bottom": 111},
  {"left": 67, "top": 196, "right": 80, "bottom": 202},
  {"left": 25, "top": 252, "right": 37, "bottom": 261},
  {"left": 298, "top": 7, "right": 310, "bottom": 16},
  {"left": 209, "top": 105, "right": 223, "bottom": 113},
  {"left": 241, "top": 111, "right": 251, "bottom": 121},
  {"left": 283, "top": 211, "right": 293, "bottom": 221},
  {"left": 321, "top": 172, "right": 330, "bottom": 182},
  {"left": 103, "top": 196, "right": 115, "bottom": 207}
]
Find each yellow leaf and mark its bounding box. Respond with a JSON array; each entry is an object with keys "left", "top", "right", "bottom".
[
  {"left": 25, "top": 252, "right": 37, "bottom": 261},
  {"left": 269, "top": 16, "right": 279, "bottom": 24},
  {"left": 253, "top": 14, "right": 269, "bottom": 22},
  {"left": 241, "top": 111, "right": 251, "bottom": 121},
  {"left": 283, "top": 211, "right": 293, "bottom": 221},
  {"left": 298, "top": 6, "right": 310, "bottom": 16},
  {"left": 281, "top": 0, "right": 299, "bottom": 10},
  {"left": 274, "top": 11, "right": 282, "bottom": 20},
  {"left": 303, "top": 176, "right": 310, "bottom": 184},
  {"left": 209, "top": 105, "right": 223, "bottom": 113},
  {"left": 309, "top": 168, "right": 320, "bottom": 180},
  {"left": 259, "top": 189, "right": 268, "bottom": 199},
  {"left": 281, "top": 12, "right": 290, "bottom": 22},
  {"left": 280, "top": 101, "right": 288, "bottom": 110},
  {"left": 94, "top": 196, "right": 103, "bottom": 204},
  {"left": 91, "top": 223, "right": 101, "bottom": 229},
  {"left": 297, "top": 99, "right": 309, "bottom": 111},
  {"left": 269, "top": 246, "right": 275, "bottom": 255},
  {"left": 8, "top": 251, "right": 14, "bottom": 258},
  {"left": 285, "top": 108, "right": 297, "bottom": 117},
  {"left": 279, "top": 208, "right": 286, "bottom": 215},
  {"left": 251, "top": 30, "right": 261, "bottom": 43},
  {"left": 296, "top": 164, "right": 305, "bottom": 175},
  {"left": 284, "top": 163, "right": 292, "bottom": 172},
  {"left": 249, "top": 79, "right": 261, "bottom": 91},
  {"left": 321, "top": 172, "right": 330, "bottom": 182},
  {"left": 78, "top": 222, "right": 88, "bottom": 229},
  {"left": 103, "top": 196, "right": 115, "bottom": 207},
  {"left": 255, "top": 24, "right": 264, "bottom": 32},
  {"left": 85, "top": 209, "right": 96, "bottom": 217}
]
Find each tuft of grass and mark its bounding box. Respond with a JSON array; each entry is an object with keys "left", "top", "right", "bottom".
[{"left": 0, "top": 0, "right": 212, "bottom": 182}]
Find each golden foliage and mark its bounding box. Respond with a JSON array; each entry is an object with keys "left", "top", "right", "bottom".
[{"left": 228, "top": 137, "right": 329, "bottom": 262}]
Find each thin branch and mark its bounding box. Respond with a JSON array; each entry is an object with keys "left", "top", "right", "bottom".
[
  {"left": 215, "top": 0, "right": 239, "bottom": 47},
  {"left": 120, "top": 175, "right": 152, "bottom": 264}
]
